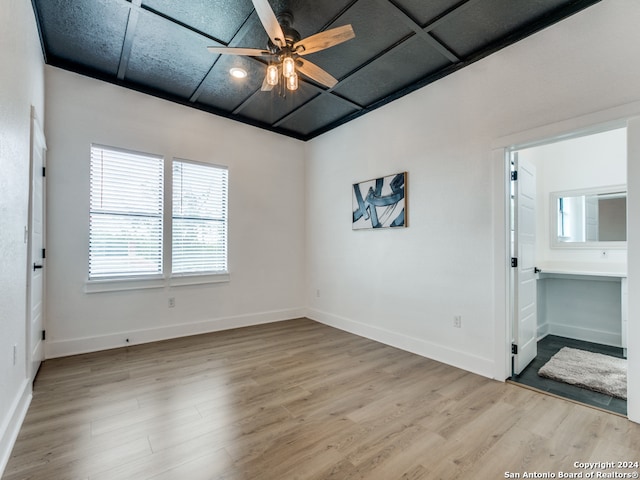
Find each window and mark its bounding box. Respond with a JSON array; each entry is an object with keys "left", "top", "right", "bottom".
[
  {"left": 89, "top": 145, "right": 163, "bottom": 279},
  {"left": 172, "top": 160, "right": 228, "bottom": 275},
  {"left": 88, "top": 145, "right": 228, "bottom": 285}
]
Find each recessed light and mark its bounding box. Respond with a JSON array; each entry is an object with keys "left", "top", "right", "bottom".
[{"left": 229, "top": 67, "right": 247, "bottom": 79}]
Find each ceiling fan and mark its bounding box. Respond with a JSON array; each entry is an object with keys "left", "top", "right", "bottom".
[{"left": 207, "top": 0, "right": 355, "bottom": 92}]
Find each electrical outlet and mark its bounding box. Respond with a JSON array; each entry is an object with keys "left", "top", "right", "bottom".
[
  {"left": 168, "top": 297, "right": 175, "bottom": 308},
  {"left": 453, "top": 315, "right": 462, "bottom": 328},
  {"left": 13, "top": 345, "right": 17, "bottom": 365}
]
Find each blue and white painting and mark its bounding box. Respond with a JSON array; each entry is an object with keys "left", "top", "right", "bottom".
[{"left": 352, "top": 172, "right": 406, "bottom": 229}]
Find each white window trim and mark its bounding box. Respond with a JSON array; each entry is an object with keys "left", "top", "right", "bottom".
[{"left": 84, "top": 272, "right": 230, "bottom": 293}]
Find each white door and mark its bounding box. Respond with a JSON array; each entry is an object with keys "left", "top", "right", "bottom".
[
  {"left": 513, "top": 153, "right": 537, "bottom": 375},
  {"left": 27, "top": 108, "right": 46, "bottom": 383}
]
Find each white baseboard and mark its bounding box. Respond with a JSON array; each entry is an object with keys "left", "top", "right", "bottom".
[
  {"left": 548, "top": 323, "right": 622, "bottom": 347},
  {"left": 537, "top": 322, "right": 550, "bottom": 340},
  {"left": 307, "top": 308, "right": 495, "bottom": 379},
  {"left": 0, "top": 380, "right": 32, "bottom": 478},
  {"left": 45, "top": 308, "right": 306, "bottom": 359}
]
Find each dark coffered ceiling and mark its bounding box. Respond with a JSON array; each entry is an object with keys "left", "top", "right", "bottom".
[{"left": 31, "top": 0, "right": 601, "bottom": 140}]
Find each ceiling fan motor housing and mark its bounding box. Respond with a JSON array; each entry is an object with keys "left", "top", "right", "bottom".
[{"left": 276, "top": 11, "right": 300, "bottom": 46}]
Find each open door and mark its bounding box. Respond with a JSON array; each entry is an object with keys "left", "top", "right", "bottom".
[
  {"left": 27, "top": 107, "right": 46, "bottom": 383},
  {"left": 512, "top": 152, "right": 538, "bottom": 375}
]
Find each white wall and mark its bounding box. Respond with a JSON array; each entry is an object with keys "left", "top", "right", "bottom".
[
  {"left": 0, "top": 0, "right": 45, "bottom": 473},
  {"left": 519, "top": 127, "right": 627, "bottom": 266},
  {"left": 304, "top": 0, "right": 640, "bottom": 425},
  {"left": 627, "top": 118, "right": 640, "bottom": 424},
  {"left": 44, "top": 67, "right": 306, "bottom": 357}
]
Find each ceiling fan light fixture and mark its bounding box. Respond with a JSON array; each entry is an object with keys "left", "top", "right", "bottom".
[
  {"left": 286, "top": 72, "right": 298, "bottom": 91},
  {"left": 266, "top": 64, "right": 279, "bottom": 86},
  {"left": 282, "top": 56, "right": 295, "bottom": 78},
  {"left": 229, "top": 67, "right": 247, "bottom": 79}
]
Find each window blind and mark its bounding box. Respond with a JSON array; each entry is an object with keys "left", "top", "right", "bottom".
[
  {"left": 172, "top": 160, "right": 228, "bottom": 274},
  {"left": 89, "top": 145, "right": 164, "bottom": 279}
]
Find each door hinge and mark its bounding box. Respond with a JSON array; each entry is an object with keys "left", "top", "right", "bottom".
[
  {"left": 511, "top": 257, "right": 518, "bottom": 268},
  {"left": 511, "top": 171, "right": 518, "bottom": 181},
  {"left": 42, "top": 248, "right": 46, "bottom": 259},
  {"left": 42, "top": 166, "right": 46, "bottom": 177},
  {"left": 512, "top": 344, "right": 518, "bottom": 355},
  {"left": 42, "top": 330, "right": 46, "bottom": 341}
]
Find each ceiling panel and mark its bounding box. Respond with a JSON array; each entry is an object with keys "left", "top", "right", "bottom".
[
  {"left": 392, "top": 0, "right": 465, "bottom": 26},
  {"left": 125, "top": 13, "right": 214, "bottom": 98},
  {"left": 269, "top": 0, "right": 356, "bottom": 41},
  {"left": 236, "top": 82, "right": 321, "bottom": 127},
  {"left": 334, "top": 34, "right": 452, "bottom": 107},
  {"left": 141, "top": 0, "right": 253, "bottom": 43},
  {"left": 276, "top": 94, "right": 361, "bottom": 137},
  {"left": 195, "top": 55, "right": 266, "bottom": 111},
  {"left": 31, "top": 0, "right": 602, "bottom": 140},
  {"left": 431, "top": 0, "right": 570, "bottom": 58},
  {"left": 303, "top": 0, "right": 416, "bottom": 82},
  {"left": 34, "top": 0, "right": 129, "bottom": 76}
]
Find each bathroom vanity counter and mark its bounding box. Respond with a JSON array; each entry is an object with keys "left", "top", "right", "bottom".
[
  {"left": 535, "top": 262, "right": 627, "bottom": 355},
  {"left": 536, "top": 261, "right": 626, "bottom": 278}
]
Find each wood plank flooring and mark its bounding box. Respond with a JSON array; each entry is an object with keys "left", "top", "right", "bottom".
[{"left": 4, "top": 318, "right": 640, "bottom": 480}]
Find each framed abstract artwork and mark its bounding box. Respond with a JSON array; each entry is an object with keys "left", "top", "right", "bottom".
[{"left": 352, "top": 172, "right": 407, "bottom": 229}]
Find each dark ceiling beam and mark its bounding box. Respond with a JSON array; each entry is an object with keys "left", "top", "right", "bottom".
[
  {"left": 318, "top": 0, "right": 360, "bottom": 32},
  {"left": 422, "top": 0, "right": 481, "bottom": 32},
  {"left": 376, "top": 0, "right": 460, "bottom": 63},
  {"left": 117, "top": 0, "right": 141, "bottom": 80},
  {"left": 271, "top": 88, "right": 362, "bottom": 129},
  {"left": 138, "top": 4, "right": 225, "bottom": 44},
  {"left": 231, "top": 87, "right": 269, "bottom": 116}
]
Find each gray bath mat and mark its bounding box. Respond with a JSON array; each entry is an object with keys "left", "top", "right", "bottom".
[{"left": 538, "top": 347, "right": 627, "bottom": 400}]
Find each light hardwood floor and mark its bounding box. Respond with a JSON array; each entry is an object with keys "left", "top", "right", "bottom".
[{"left": 4, "top": 318, "right": 640, "bottom": 479}]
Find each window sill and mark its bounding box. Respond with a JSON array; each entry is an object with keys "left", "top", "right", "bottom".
[
  {"left": 85, "top": 276, "right": 165, "bottom": 293},
  {"left": 170, "top": 272, "right": 230, "bottom": 286},
  {"left": 85, "top": 272, "right": 230, "bottom": 293}
]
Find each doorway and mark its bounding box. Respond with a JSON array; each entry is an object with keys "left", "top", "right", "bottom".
[{"left": 507, "top": 125, "right": 628, "bottom": 415}]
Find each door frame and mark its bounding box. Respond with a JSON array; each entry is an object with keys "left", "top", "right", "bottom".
[{"left": 491, "top": 102, "right": 640, "bottom": 423}]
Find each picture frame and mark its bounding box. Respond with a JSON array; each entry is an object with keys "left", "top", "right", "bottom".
[{"left": 352, "top": 172, "right": 407, "bottom": 229}]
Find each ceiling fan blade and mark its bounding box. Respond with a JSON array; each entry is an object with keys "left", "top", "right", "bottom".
[
  {"left": 294, "top": 25, "right": 355, "bottom": 56},
  {"left": 297, "top": 58, "right": 338, "bottom": 88},
  {"left": 251, "top": 0, "right": 286, "bottom": 47},
  {"left": 207, "top": 46, "right": 271, "bottom": 56}
]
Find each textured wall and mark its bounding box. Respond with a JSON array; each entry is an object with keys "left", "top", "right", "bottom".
[{"left": 0, "top": 0, "right": 45, "bottom": 473}]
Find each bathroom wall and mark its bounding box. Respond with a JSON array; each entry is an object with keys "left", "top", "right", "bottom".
[
  {"left": 517, "top": 127, "right": 627, "bottom": 344},
  {"left": 518, "top": 127, "right": 627, "bottom": 266}
]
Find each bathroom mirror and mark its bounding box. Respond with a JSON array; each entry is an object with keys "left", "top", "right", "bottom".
[{"left": 550, "top": 185, "right": 627, "bottom": 248}]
